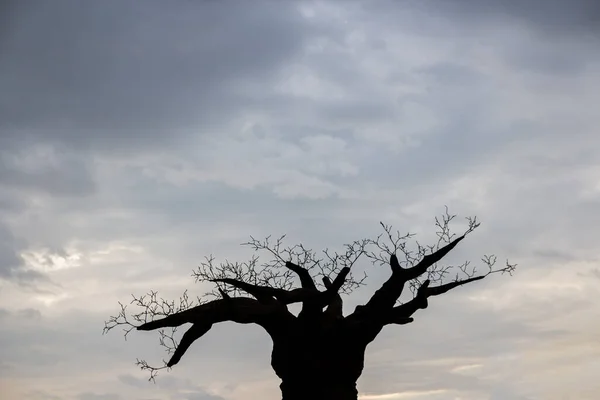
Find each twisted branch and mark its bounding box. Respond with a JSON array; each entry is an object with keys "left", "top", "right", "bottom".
[{"left": 137, "top": 297, "right": 292, "bottom": 367}]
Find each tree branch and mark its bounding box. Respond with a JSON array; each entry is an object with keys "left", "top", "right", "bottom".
[
  {"left": 209, "top": 278, "right": 294, "bottom": 304},
  {"left": 212, "top": 266, "right": 351, "bottom": 312},
  {"left": 425, "top": 275, "right": 484, "bottom": 297},
  {"left": 360, "top": 235, "right": 466, "bottom": 312},
  {"left": 322, "top": 276, "right": 343, "bottom": 318},
  {"left": 285, "top": 261, "right": 317, "bottom": 290},
  {"left": 283, "top": 260, "right": 322, "bottom": 318},
  {"left": 137, "top": 297, "right": 292, "bottom": 367},
  {"left": 387, "top": 280, "right": 431, "bottom": 324},
  {"left": 386, "top": 275, "right": 486, "bottom": 324},
  {"left": 402, "top": 235, "right": 466, "bottom": 280},
  {"left": 166, "top": 322, "right": 211, "bottom": 367}
]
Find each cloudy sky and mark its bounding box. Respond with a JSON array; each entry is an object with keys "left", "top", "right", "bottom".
[{"left": 1, "top": 1, "right": 600, "bottom": 399}]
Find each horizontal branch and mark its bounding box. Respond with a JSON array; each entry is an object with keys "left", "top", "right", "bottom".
[
  {"left": 137, "top": 297, "right": 291, "bottom": 367},
  {"left": 209, "top": 278, "right": 296, "bottom": 304},
  {"left": 387, "top": 275, "right": 483, "bottom": 324},
  {"left": 213, "top": 267, "right": 351, "bottom": 311},
  {"left": 425, "top": 275, "right": 484, "bottom": 297}
]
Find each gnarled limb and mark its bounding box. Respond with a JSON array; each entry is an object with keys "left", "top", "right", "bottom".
[
  {"left": 328, "top": 267, "right": 350, "bottom": 294},
  {"left": 402, "top": 235, "right": 465, "bottom": 280},
  {"left": 322, "top": 276, "right": 343, "bottom": 318},
  {"left": 138, "top": 297, "right": 288, "bottom": 330},
  {"left": 346, "top": 276, "right": 473, "bottom": 346},
  {"left": 210, "top": 278, "right": 323, "bottom": 306},
  {"left": 167, "top": 322, "right": 211, "bottom": 367},
  {"left": 425, "top": 275, "right": 484, "bottom": 296},
  {"left": 387, "top": 275, "right": 484, "bottom": 324},
  {"left": 360, "top": 236, "right": 466, "bottom": 313},
  {"left": 298, "top": 266, "right": 351, "bottom": 319},
  {"left": 386, "top": 280, "right": 431, "bottom": 324},
  {"left": 137, "top": 297, "right": 293, "bottom": 367},
  {"left": 212, "top": 267, "right": 351, "bottom": 311},
  {"left": 285, "top": 260, "right": 322, "bottom": 318},
  {"left": 348, "top": 257, "right": 515, "bottom": 346},
  {"left": 285, "top": 261, "right": 317, "bottom": 290},
  {"left": 209, "top": 278, "right": 297, "bottom": 304}
]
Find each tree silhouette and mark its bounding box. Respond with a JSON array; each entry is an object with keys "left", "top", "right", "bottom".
[{"left": 104, "top": 208, "right": 515, "bottom": 400}]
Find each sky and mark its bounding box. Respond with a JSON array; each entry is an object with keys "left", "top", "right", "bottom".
[{"left": 1, "top": 0, "right": 599, "bottom": 399}]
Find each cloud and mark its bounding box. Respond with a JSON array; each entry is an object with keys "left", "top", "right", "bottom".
[
  {"left": 0, "top": 143, "right": 95, "bottom": 196},
  {"left": 119, "top": 373, "right": 226, "bottom": 400},
  {"left": 0, "top": 0, "right": 321, "bottom": 147},
  {"left": 1, "top": 1, "right": 599, "bottom": 399},
  {"left": 0, "top": 221, "right": 50, "bottom": 286},
  {"left": 361, "top": 0, "right": 600, "bottom": 39},
  {"left": 0, "top": 308, "right": 42, "bottom": 321},
  {"left": 360, "top": 390, "right": 449, "bottom": 400},
  {"left": 441, "top": 0, "right": 600, "bottom": 37},
  {"left": 185, "top": 390, "right": 226, "bottom": 400},
  {"left": 0, "top": 223, "right": 25, "bottom": 278},
  {"left": 22, "top": 390, "right": 62, "bottom": 400},
  {"left": 77, "top": 394, "right": 121, "bottom": 400}
]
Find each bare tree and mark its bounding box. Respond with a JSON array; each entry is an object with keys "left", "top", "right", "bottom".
[{"left": 104, "top": 208, "right": 515, "bottom": 400}]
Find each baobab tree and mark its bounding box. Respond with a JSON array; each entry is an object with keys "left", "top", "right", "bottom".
[{"left": 104, "top": 208, "right": 515, "bottom": 400}]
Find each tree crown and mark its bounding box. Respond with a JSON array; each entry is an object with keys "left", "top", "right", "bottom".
[{"left": 103, "top": 207, "right": 516, "bottom": 382}]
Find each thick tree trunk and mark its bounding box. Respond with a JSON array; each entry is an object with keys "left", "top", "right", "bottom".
[
  {"left": 280, "top": 380, "right": 358, "bottom": 400},
  {"left": 271, "top": 324, "right": 366, "bottom": 400},
  {"left": 266, "top": 312, "right": 373, "bottom": 400}
]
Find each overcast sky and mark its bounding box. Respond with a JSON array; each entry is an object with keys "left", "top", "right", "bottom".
[{"left": 1, "top": 1, "right": 600, "bottom": 399}]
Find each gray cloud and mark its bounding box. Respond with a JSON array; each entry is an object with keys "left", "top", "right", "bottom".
[
  {"left": 16, "top": 308, "right": 42, "bottom": 320},
  {"left": 442, "top": 0, "right": 600, "bottom": 36},
  {"left": 185, "top": 391, "right": 225, "bottom": 400},
  {"left": 0, "top": 222, "right": 50, "bottom": 286},
  {"left": 0, "top": 144, "right": 95, "bottom": 197},
  {"left": 0, "top": 223, "right": 24, "bottom": 278},
  {"left": 0, "top": 307, "right": 42, "bottom": 321},
  {"left": 0, "top": 0, "right": 320, "bottom": 151},
  {"left": 363, "top": 0, "right": 600, "bottom": 38},
  {"left": 77, "top": 394, "right": 121, "bottom": 400},
  {"left": 1, "top": 1, "right": 599, "bottom": 399},
  {"left": 359, "top": 291, "right": 569, "bottom": 396},
  {"left": 23, "top": 390, "right": 62, "bottom": 400}
]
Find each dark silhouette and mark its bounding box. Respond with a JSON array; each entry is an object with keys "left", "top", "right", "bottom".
[{"left": 104, "top": 208, "right": 515, "bottom": 400}]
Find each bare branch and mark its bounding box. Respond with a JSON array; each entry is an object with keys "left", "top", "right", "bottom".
[
  {"left": 385, "top": 280, "right": 430, "bottom": 324},
  {"left": 165, "top": 322, "right": 211, "bottom": 367},
  {"left": 387, "top": 258, "right": 517, "bottom": 325},
  {"left": 322, "top": 276, "right": 343, "bottom": 318},
  {"left": 358, "top": 208, "right": 481, "bottom": 314},
  {"left": 103, "top": 290, "right": 197, "bottom": 337},
  {"left": 401, "top": 235, "right": 466, "bottom": 281},
  {"left": 135, "top": 358, "right": 168, "bottom": 383},
  {"left": 136, "top": 297, "right": 292, "bottom": 367},
  {"left": 327, "top": 266, "right": 350, "bottom": 295},
  {"left": 209, "top": 278, "right": 289, "bottom": 304},
  {"left": 103, "top": 290, "right": 199, "bottom": 380},
  {"left": 424, "top": 275, "right": 484, "bottom": 297},
  {"left": 285, "top": 261, "right": 317, "bottom": 290},
  {"left": 218, "top": 288, "right": 231, "bottom": 300},
  {"left": 137, "top": 297, "right": 286, "bottom": 331}
]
